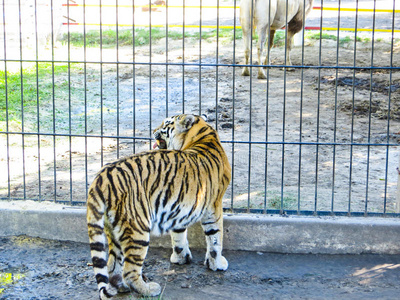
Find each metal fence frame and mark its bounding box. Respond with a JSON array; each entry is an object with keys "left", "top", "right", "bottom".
[{"left": 1, "top": 0, "right": 399, "bottom": 217}]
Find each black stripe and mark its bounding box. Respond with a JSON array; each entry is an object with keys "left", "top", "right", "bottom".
[
  {"left": 135, "top": 157, "right": 143, "bottom": 178},
  {"left": 124, "top": 160, "right": 135, "bottom": 175},
  {"left": 106, "top": 170, "right": 119, "bottom": 199},
  {"left": 132, "top": 239, "right": 149, "bottom": 247},
  {"left": 100, "top": 286, "right": 113, "bottom": 298},
  {"left": 174, "top": 246, "right": 183, "bottom": 254},
  {"left": 87, "top": 202, "right": 103, "bottom": 220},
  {"left": 90, "top": 242, "right": 105, "bottom": 252},
  {"left": 88, "top": 223, "right": 104, "bottom": 231},
  {"left": 204, "top": 229, "right": 220, "bottom": 236},
  {"left": 202, "top": 220, "right": 216, "bottom": 226},
  {"left": 124, "top": 245, "right": 143, "bottom": 253},
  {"left": 159, "top": 212, "right": 166, "bottom": 233},
  {"left": 96, "top": 274, "right": 109, "bottom": 284},
  {"left": 197, "top": 126, "right": 208, "bottom": 135},
  {"left": 162, "top": 185, "right": 172, "bottom": 208},
  {"left": 173, "top": 228, "right": 186, "bottom": 233},
  {"left": 124, "top": 257, "right": 143, "bottom": 267},
  {"left": 92, "top": 256, "right": 107, "bottom": 269}
]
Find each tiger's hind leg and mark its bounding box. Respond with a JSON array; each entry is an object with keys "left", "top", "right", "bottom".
[
  {"left": 105, "top": 234, "right": 130, "bottom": 293},
  {"left": 120, "top": 229, "right": 161, "bottom": 297},
  {"left": 201, "top": 213, "right": 228, "bottom": 271},
  {"left": 170, "top": 229, "right": 192, "bottom": 265}
]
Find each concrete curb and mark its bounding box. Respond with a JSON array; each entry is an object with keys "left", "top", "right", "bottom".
[{"left": 1, "top": 206, "right": 400, "bottom": 254}]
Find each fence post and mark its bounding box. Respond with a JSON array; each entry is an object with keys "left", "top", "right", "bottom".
[{"left": 396, "top": 151, "right": 400, "bottom": 213}]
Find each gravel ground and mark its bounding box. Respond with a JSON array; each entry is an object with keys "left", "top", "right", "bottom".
[{"left": 1, "top": 235, "right": 400, "bottom": 300}]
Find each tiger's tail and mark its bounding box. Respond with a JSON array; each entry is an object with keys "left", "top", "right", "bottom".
[{"left": 87, "top": 178, "right": 118, "bottom": 300}]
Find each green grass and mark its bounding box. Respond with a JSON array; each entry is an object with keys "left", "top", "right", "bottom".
[
  {"left": 305, "top": 31, "right": 377, "bottom": 46},
  {"left": 62, "top": 27, "right": 243, "bottom": 48},
  {"left": 65, "top": 28, "right": 384, "bottom": 49},
  {"left": 306, "top": 31, "right": 337, "bottom": 41},
  {"left": 0, "top": 63, "right": 82, "bottom": 132},
  {"left": 268, "top": 194, "right": 297, "bottom": 210}
]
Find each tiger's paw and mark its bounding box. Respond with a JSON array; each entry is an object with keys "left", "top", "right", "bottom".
[
  {"left": 170, "top": 246, "right": 192, "bottom": 265},
  {"left": 135, "top": 282, "right": 161, "bottom": 297},
  {"left": 110, "top": 274, "right": 130, "bottom": 293},
  {"left": 205, "top": 253, "right": 228, "bottom": 271}
]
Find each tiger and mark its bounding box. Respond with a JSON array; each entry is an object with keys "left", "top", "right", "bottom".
[{"left": 86, "top": 114, "right": 232, "bottom": 299}]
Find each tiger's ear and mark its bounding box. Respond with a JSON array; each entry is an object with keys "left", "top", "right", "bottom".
[
  {"left": 177, "top": 114, "right": 196, "bottom": 132},
  {"left": 200, "top": 114, "right": 208, "bottom": 122}
]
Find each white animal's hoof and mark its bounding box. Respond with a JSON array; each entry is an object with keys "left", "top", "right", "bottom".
[
  {"left": 242, "top": 67, "right": 250, "bottom": 76},
  {"left": 257, "top": 70, "right": 267, "bottom": 79}
]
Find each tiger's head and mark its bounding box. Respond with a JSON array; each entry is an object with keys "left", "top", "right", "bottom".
[{"left": 153, "top": 114, "right": 208, "bottom": 150}]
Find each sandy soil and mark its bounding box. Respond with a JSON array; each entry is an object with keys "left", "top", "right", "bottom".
[
  {"left": 1, "top": 33, "right": 399, "bottom": 214},
  {"left": 1, "top": 235, "right": 400, "bottom": 299}
]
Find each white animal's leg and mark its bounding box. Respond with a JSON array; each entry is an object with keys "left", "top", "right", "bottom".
[
  {"left": 241, "top": 25, "right": 252, "bottom": 76},
  {"left": 285, "top": 14, "right": 304, "bottom": 71},
  {"left": 255, "top": 0, "right": 276, "bottom": 78},
  {"left": 201, "top": 214, "right": 228, "bottom": 271},
  {"left": 240, "top": 0, "right": 252, "bottom": 76},
  {"left": 170, "top": 229, "right": 192, "bottom": 264},
  {"left": 256, "top": 25, "right": 268, "bottom": 79},
  {"left": 284, "top": 30, "right": 296, "bottom": 70},
  {"left": 263, "top": 29, "right": 276, "bottom": 66}
]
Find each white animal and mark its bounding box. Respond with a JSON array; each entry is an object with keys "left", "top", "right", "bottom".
[{"left": 240, "top": 0, "right": 314, "bottom": 79}]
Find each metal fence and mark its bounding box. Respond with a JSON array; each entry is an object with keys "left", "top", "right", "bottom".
[{"left": 0, "top": 0, "right": 399, "bottom": 217}]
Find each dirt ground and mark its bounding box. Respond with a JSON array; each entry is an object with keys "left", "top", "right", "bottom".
[
  {"left": 1, "top": 24, "right": 400, "bottom": 214},
  {"left": 1, "top": 235, "right": 400, "bottom": 300}
]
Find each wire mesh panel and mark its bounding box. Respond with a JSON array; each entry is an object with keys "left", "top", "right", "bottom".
[{"left": 0, "top": 0, "right": 399, "bottom": 216}]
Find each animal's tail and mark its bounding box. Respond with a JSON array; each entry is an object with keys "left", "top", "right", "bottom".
[{"left": 87, "top": 176, "right": 118, "bottom": 299}]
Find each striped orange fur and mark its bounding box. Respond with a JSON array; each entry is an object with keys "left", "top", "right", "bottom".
[{"left": 87, "top": 114, "right": 231, "bottom": 299}]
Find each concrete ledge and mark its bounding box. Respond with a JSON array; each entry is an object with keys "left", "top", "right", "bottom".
[{"left": 1, "top": 203, "right": 400, "bottom": 254}]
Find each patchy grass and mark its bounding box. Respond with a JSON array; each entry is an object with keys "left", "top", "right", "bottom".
[
  {"left": 62, "top": 27, "right": 243, "bottom": 48},
  {"left": 0, "top": 63, "right": 84, "bottom": 133}
]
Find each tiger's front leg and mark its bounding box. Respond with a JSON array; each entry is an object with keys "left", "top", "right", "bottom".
[
  {"left": 201, "top": 214, "right": 228, "bottom": 271},
  {"left": 170, "top": 229, "right": 193, "bottom": 264}
]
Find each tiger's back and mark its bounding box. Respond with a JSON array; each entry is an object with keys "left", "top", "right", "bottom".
[{"left": 87, "top": 114, "right": 231, "bottom": 299}]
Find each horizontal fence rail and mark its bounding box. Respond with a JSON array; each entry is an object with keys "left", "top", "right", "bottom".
[{"left": 0, "top": 0, "right": 399, "bottom": 217}]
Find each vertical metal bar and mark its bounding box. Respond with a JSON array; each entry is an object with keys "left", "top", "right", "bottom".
[
  {"left": 215, "top": 0, "right": 219, "bottom": 129},
  {"left": 2, "top": 0, "right": 11, "bottom": 199},
  {"left": 84, "top": 0, "right": 88, "bottom": 199},
  {"left": 264, "top": 0, "right": 273, "bottom": 213},
  {"left": 34, "top": 0, "right": 41, "bottom": 201},
  {"left": 18, "top": 0, "right": 26, "bottom": 199},
  {"left": 149, "top": 0, "right": 152, "bottom": 148},
  {"left": 199, "top": 0, "right": 202, "bottom": 115},
  {"left": 384, "top": 0, "right": 396, "bottom": 214},
  {"left": 348, "top": 0, "right": 359, "bottom": 215},
  {"left": 116, "top": 0, "right": 120, "bottom": 157},
  {"left": 281, "top": 0, "right": 289, "bottom": 213},
  {"left": 247, "top": 0, "right": 254, "bottom": 213},
  {"left": 297, "top": 0, "right": 307, "bottom": 213},
  {"left": 67, "top": 0, "right": 73, "bottom": 204},
  {"left": 51, "top": 0, "right": 57, "bottom": 202},
  {"left": 314, "top": 0, "right": 324, "bottom": 214},
  {"left": 133, "top": 0, "right": 136, "bottom": 153},
  {"left": 100, "top": 0, "right": 104, "bottom": 166},
  {"left": 182, "top": 0, "right": 185, "bottom": 114},
  {"left": 365, "top": 0, "right": 378, "bottom": 215},
  {"left": 165, "top": 0, "right": 169, "bottom": 117},
  {"left": 331, "top": 0, "right": 342, "bottom": 213},
  {"left": 231, "top": 0, "right": 237, "bottom": 211}
]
